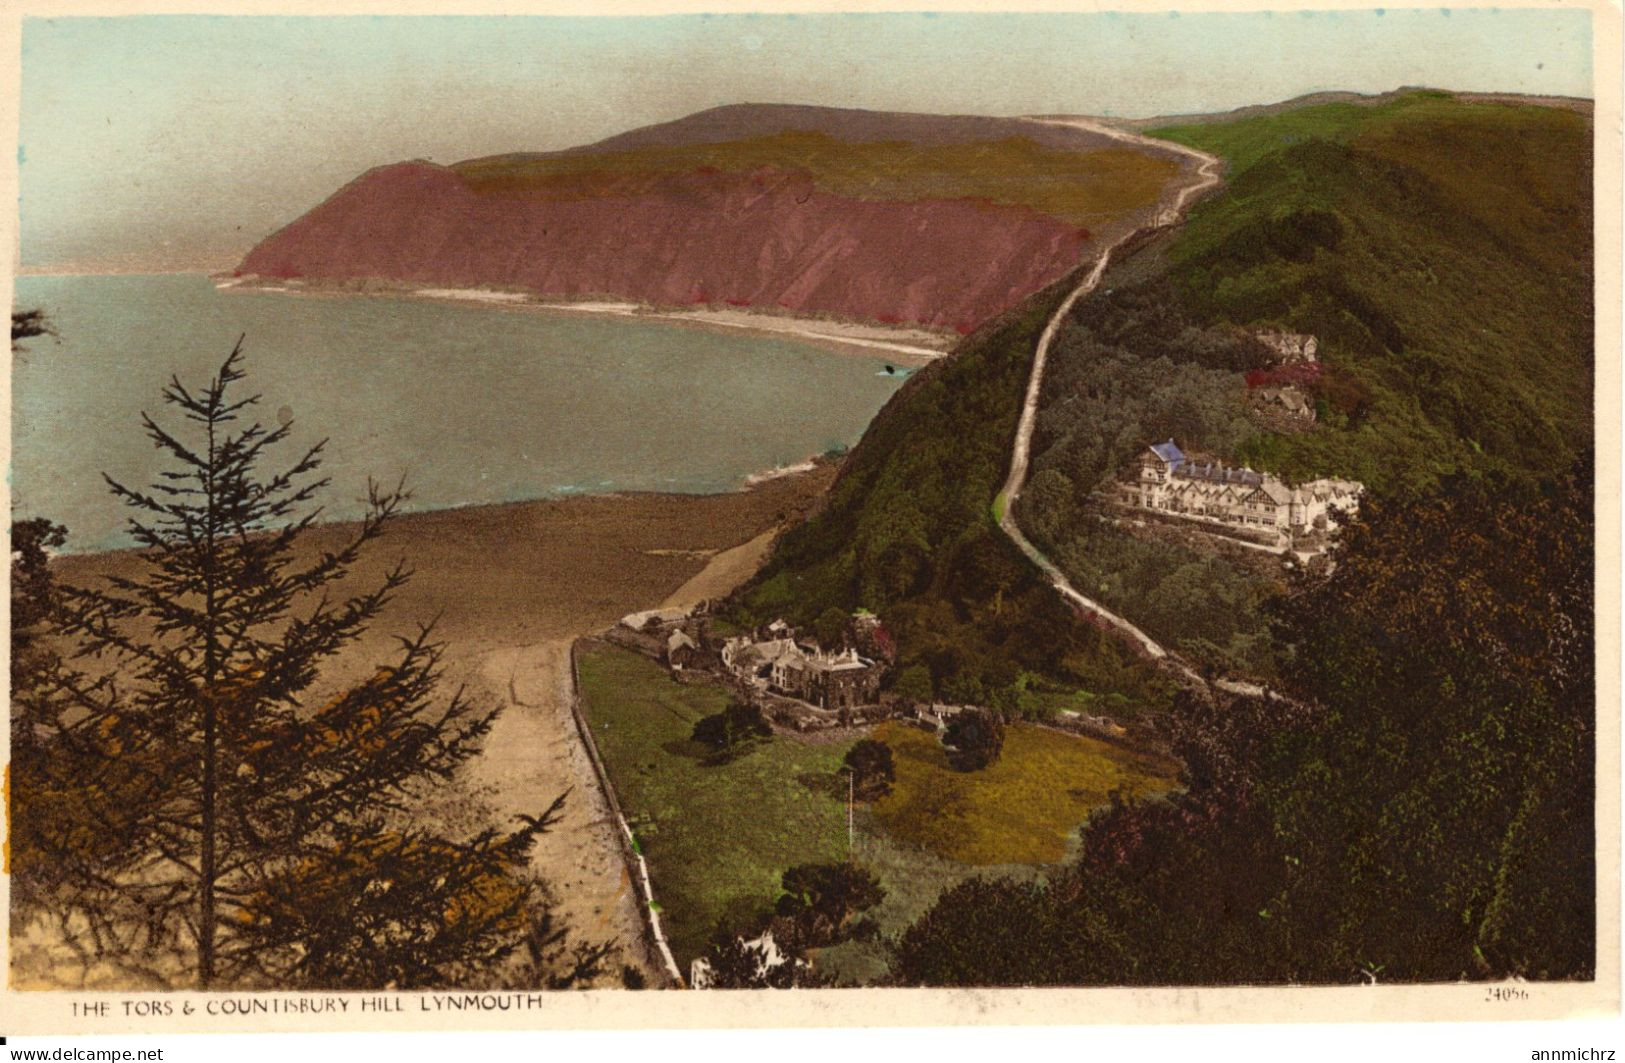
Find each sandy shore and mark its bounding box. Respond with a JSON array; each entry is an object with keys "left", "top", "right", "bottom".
[
  {"left": 216, "top": 279, "right": 951, "bottom": 365},
  {"left": 575, "top": 302, "right": 950, "bottom": 363},
  {"left": 42, "top": 469, "right": 835, "bottom": 989}
]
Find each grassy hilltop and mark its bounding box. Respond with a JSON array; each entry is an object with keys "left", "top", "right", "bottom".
[
  {"left": 1155, "top": 90, "right": 1592, "bottom": 489},
  {"left": 242, "top": 104, "right": 1181, "bottom": 332},
  {"left": 458, "top": 131, "right": 1176, "bottom": 228}
]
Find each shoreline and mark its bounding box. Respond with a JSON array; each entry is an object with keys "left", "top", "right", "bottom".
[
  {"left": 213, "top": 277, "right": 952, "bottom": 366},
  {"left": 42, "top": 464, "right": 837, "bottom": 990},
  {"left": 48, "top": 456, "right": 844, "bottom": 561}
]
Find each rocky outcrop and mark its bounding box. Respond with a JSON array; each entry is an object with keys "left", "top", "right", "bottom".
[{"left": 238, "top": 159, "right": 1093, "bottom": 331}]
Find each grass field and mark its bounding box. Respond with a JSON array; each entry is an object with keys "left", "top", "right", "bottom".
[
  {"left": 575, "top": 641, "right": 850, "bottom": 969},
  {"left": 870, "top": 720, "right": 1180, "bottom": 865},
  {"left": 576, "top": 641, "right": 1186, "bottom": 980},
  {"left": 456, "top": 131, "right": 1179, "bottom": 227},
  {"left": 1152, "top": 90, "right": 1584, "bottom": 179}
]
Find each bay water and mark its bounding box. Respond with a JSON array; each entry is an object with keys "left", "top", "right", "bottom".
[{"left": 13, "top": 274, "right": 906, "bottom": 551}]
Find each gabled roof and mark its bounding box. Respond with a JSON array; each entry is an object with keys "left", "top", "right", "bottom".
[
  {"left": 1253, "top": 481, "right": 1292, "bottom": 504},
  {"left": 667, "top": 629, "right": 698, "bottom": 654},
  {"left": 1230, "top": 468, "right": 1265, "bottom": 486},
  {"left": 737, "top": 638, "right": 802, "bottom": 671},
  {"left": 1176, "top": 460, "right": 1263, "bottom": 487},
  {"left": 1149, "top": 440, "right": 1185, "bottom": 466}
]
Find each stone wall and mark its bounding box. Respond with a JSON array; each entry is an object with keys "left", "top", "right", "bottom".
[{"left": 763, "top": 695, "right": 900, "bottom": 733}]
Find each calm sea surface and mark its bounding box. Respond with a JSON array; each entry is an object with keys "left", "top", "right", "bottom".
[{"left": 14, "top": 274, "right": 907, "bottom": 551}]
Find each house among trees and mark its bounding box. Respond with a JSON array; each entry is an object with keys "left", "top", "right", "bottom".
[
  {"left": 720, "top": 619, "right": 886, "bottom": 711},
  {"left": 1120, "top": 439, "right": 1361, "bottom": 546},
  {"left": 1255, "top": 329, "right": 1318, "bottom": 364},
  {"left": 771, "top": 647, "right": 882, "bottom": 711},
  {"left": 1254, "top": 385, "right": 1314, "bottom": 421}
]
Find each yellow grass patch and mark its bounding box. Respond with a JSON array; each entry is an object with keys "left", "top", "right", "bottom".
[{"left": 869, "top": 720, "right": 1180, "bottom": 866}]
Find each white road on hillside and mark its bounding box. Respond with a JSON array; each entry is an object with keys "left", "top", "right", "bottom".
[{"left": 995, "top": 119, "right": 1247, "bottom": 692}]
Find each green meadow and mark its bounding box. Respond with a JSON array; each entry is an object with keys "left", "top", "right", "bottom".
[{"left": 574, "top": 641, "right": 1180, "bottom": 981}]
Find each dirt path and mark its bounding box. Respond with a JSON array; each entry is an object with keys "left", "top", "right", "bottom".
[
  {"left": 994, "top": 124, "right": 1287, "bottom": 705},
  {"left": 466, "top": 640, "right": 654, "bottom": 978},
  {"left": 660, "top": 528, "right": 778, "bottom": 610},
  {"left": 995, "top": 120, "right": 1223, "bottom": 678}
]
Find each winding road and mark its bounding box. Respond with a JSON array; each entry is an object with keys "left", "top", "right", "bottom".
[{"left": 994, "top": 118, "right": 1253, "bottom": 694}]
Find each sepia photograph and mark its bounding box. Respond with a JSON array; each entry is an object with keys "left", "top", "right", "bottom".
[{"left": 2, "top": 0, "right": 1617, "bottom": 1042}]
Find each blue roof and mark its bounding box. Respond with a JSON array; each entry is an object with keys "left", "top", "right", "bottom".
[{"left": 1150, "top": 440, "right": 1185, "bottom": 465}]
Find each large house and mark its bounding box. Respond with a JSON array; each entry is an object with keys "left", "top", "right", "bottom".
[
  {"left": 721, "top": 628, "right": 884, "bottom": 711},
  {"left": 772, "top": 647, "right": 882, "bottom": 711},
  {"left": 1120, "top": 440, "right": 1361, "bottom": 544}
]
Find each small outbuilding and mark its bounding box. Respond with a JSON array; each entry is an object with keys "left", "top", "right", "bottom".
[{"left": 666, "top": 629, "right": 700, "bottom": 670}]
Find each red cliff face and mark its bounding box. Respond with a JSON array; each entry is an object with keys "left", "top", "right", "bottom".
[{"left": 239, "top": 161, "right": 1092, "bottom": 331}]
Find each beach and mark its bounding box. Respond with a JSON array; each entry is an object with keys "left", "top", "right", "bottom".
[
  {"left": 216, "top": 278, "right": 952, "bottom": 366},
  {"left": 40, "top": 467, "right": 836, "bottom": 989}
]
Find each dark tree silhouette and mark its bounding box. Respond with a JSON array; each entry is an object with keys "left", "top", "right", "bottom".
[
  {"left": 19, "top": 341, "right": 598, "bottom": 989},
  {"left": 9, "top": 516, "right": 78, "bottom": 922},
  {"left": 773, "top": 861, "right": 884, "bottom": 952},
  {"left": 690, "top": 701, "right": 771, "bottom": 763},
  {"left": 842, "top": 738, "right": 895, "bottom": 801},
  {"left": 943, "top": 708, "right": 1005, "bottom": 771},
  {"left": 812, "top": 606, "right": 850, "bottom": 650},
  {"left": 697, "top": 922, "right": 800, "bottom": 989}
]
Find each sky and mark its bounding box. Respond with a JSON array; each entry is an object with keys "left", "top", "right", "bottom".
[{"left": 15, "top": 8, "right": 1596, "bottom": 272}]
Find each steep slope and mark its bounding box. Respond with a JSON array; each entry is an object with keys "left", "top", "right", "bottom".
[
  {"left": 237, "top": 105, "right": 1181, "bottom": 331},
  {"left": 886, "top": 92, "right": 1595, "bottom": 989},
  {"left": 728, "top": 279, "right": 1176, "bottom": 715},
  {"left": 730, "top": 90, "right": 1591, "bottom": 702},
  {"left": 1156, "top": 91, "right": 1592, "bottom": 488},
  {"left": 716, "top": 90, "right": 1594, "bottom": 989},
  {"left": 1018, "top": 91, "right": 1592, "bottom": 675}
]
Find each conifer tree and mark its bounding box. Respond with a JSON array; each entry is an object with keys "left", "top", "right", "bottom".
[{"left": 24, "top": 341, "right": 594, "bottom": 989}]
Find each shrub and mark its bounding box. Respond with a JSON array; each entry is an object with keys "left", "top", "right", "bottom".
[
  {"left": 843, "top": 739, "right": 896, "bottom": 801},
  {"left": 943, "top": 708, "right": 1005, "bottom": 771},
  {"left": 691, "top": 702, "right": 772, "bottom": 763},
  {"left": 774, "top": 862, "right": 886, "bottom": 951}
]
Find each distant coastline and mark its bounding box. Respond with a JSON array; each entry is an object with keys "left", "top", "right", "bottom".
[
  {"left": 16, "top": 266, "right": 225, "bottom": 279},
  {"left": 211, "top": 276, "right": 953, "bottom": 364},
  {"left": 15, "top": 267, "right": 950, "bottom": 361},
  {"left": 15, "top": 272, "right": 905, "bottom": 553}
]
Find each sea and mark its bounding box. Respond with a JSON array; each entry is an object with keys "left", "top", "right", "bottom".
[{"left": 12, "top": 274, "right": 908, "bottom": 552}]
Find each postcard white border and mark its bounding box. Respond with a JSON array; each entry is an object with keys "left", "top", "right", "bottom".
[{"left": 1, "top": 0, "right": 1618, "bottom": 1036}]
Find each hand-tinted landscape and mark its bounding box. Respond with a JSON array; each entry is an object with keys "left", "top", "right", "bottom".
[{"left": 6, "top": 8, "right": 1606, "bottom": 1029}]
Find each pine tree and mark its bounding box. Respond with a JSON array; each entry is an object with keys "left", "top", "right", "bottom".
[{"left": 26, "top": 341, "right": 595, "bottom": 989}]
